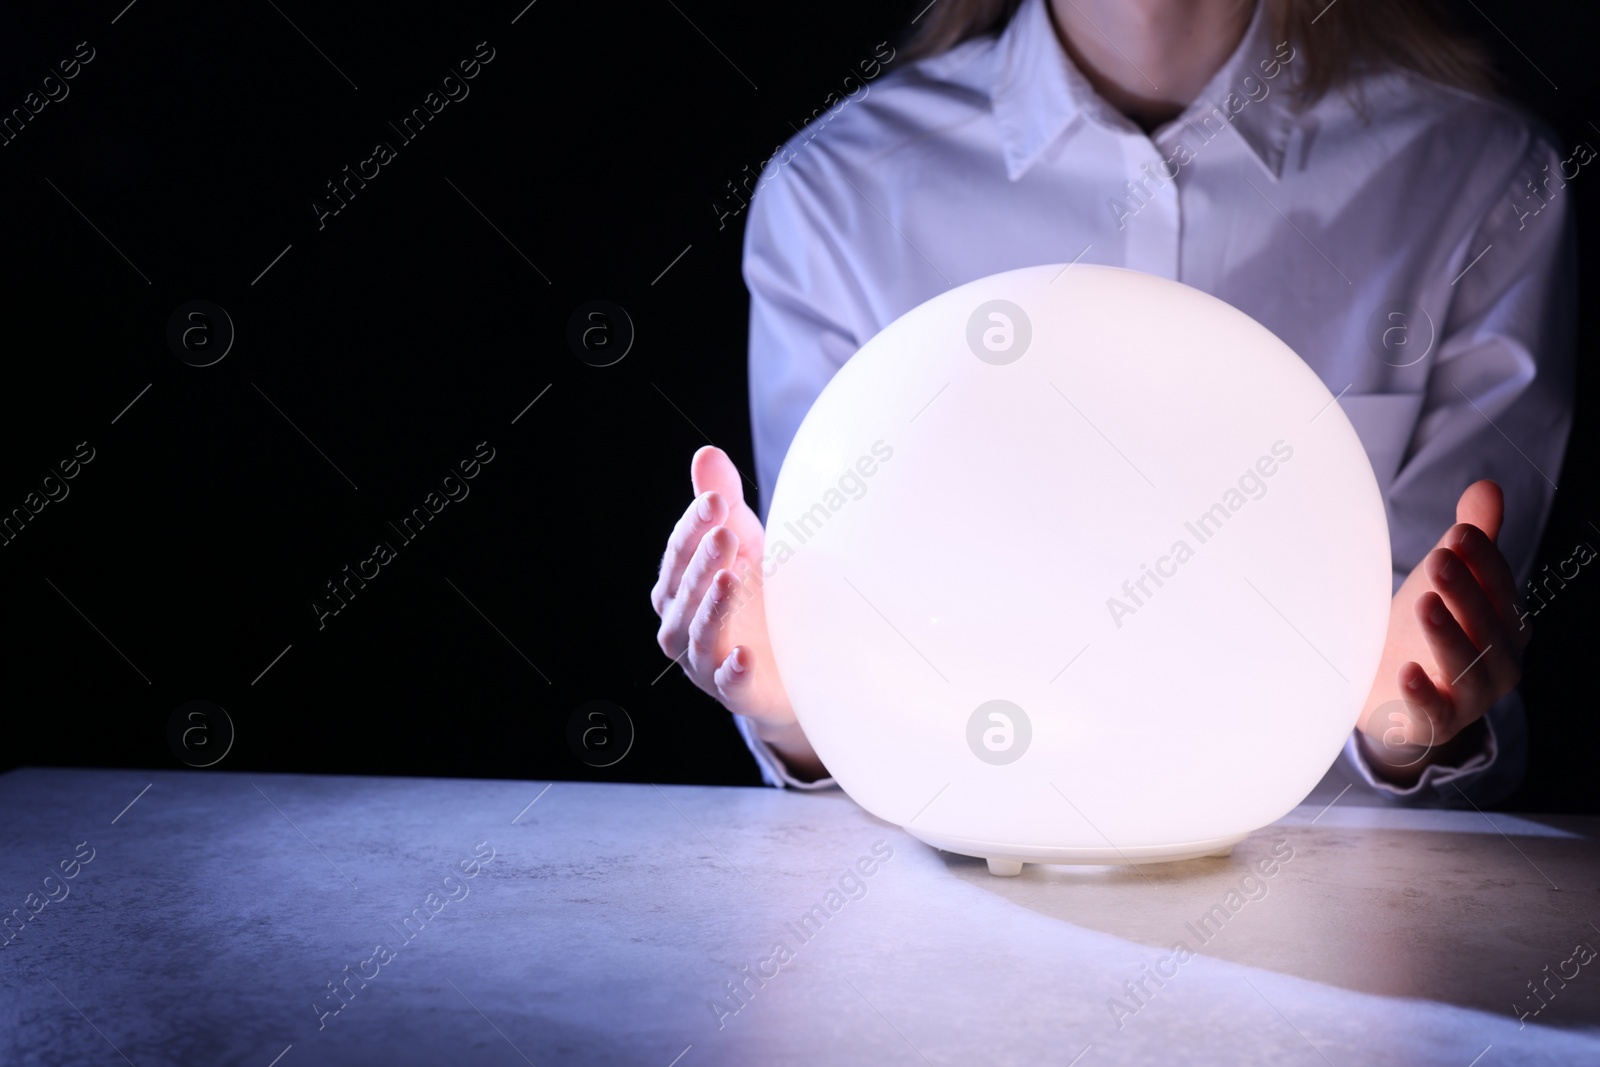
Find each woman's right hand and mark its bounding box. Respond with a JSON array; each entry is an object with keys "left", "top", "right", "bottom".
[{"left": 651, "top": 448, "right": 825, "bottom": 777}]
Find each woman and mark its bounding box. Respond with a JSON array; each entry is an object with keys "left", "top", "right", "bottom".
[{"left": 651, "top": 0, "right": 1575, "bottom": 804}]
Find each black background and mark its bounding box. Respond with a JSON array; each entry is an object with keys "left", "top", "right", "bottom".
[{"left": 1, "top": 1, "right": 1593, "bottom": 810}]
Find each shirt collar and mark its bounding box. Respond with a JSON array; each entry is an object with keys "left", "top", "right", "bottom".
[{"left": 992, "top": 0, "right": 1294, "bottom": 182}]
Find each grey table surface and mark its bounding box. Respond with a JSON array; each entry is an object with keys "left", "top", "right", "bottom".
[{"left": 1, "top": 767, "right": 1596, "bottom": 1067}]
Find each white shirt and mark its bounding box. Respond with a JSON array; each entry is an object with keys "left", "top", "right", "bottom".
[{"left": 735, "top": 0, "right": 1576, "bottom": 805}]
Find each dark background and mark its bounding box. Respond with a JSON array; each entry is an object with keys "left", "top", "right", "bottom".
[{"left": 0, "top": 1, "right": 1593, "bottom": 809}]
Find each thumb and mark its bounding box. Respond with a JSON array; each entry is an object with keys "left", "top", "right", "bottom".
[
  {"left": 1455, "top": 479, "right": 1504, "bottom": 544},
  {"left": 691, "top": 446, "right": 747, "bottom": 506}
]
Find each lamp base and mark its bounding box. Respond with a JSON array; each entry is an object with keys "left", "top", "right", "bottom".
[{"left": 903, "top": 826, "right": 1249, "bottom": 877}]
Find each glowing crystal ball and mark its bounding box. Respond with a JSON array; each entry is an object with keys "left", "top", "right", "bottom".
[{"left": 763, "top": 265, "right": 1390, "bottom": 875}]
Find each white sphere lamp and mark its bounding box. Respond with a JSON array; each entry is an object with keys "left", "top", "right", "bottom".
[{"left": 763, "top": 264, "right": 1390, "bottom": 876}]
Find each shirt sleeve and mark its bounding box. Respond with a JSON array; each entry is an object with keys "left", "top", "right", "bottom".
[
  {"left": 1342, "top": 688, "right": 1527, "bottom": 807},
  {"left": 733, "top": 714, "right": 840, "bottom": 791},
  {"left": 1340, "top": 124, "right": 1578, "bottom": 806},
  {"left": 736, "top": 147, "right": 868, "bottom": 788},
  {"left": 741, "top": 151, "right": 873, "bottom": 523}
]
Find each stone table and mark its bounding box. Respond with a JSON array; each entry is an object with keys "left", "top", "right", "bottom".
[{"left": 1, "top": 767, "right": 1595, "bottom": 1065}]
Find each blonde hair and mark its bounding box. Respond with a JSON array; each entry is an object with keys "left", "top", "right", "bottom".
[{"left": 900, "top": 0, "right": 1495, "bottom": 102}]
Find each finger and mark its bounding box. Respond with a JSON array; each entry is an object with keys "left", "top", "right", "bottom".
[
  {"left": 1429, "top": 543, "right": 1523, "bottom": 696},
  {"left": 1397, "top": 661, "right": 1452, "bottom": 746},
  {"left": 660, "top": 526, "right": 738, "bottom": 657},
  {"left": 1426, "top": 547, "right": 1514, "bottom": 674},
  {"left": 691, "top": 446, "right": 747, "bottom": 505},
  {"left": 1415, "top": 590, "right": 1496, "bottom": 711},
  {"left": 651, "top": 490, "right": 728, "bottom": 616},
  {"left": 1453, "top": 479, "right": 1504, "bottom": 544},
  {"left": 685, "top": 569, "right": 747, "bottom": 681},
  {"left": 693, "top": 445, "right": 768, "bottom": 550},
  {"left": 1360, "top": 664, "right": 1447, "bottom": 765},
  {"left": 653, "top": 490, "right": 719, "bottom": 613},
  {"left": 713, "top": 646, "right": 758, "bottom": 708},
  {"left": 1446, "top": 522, "right": 1523, "bottom": 644}
]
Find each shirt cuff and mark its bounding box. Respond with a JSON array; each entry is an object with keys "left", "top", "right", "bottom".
[
  {"left": 733, "top": 713, "right": 839, "bottom": 790},
  {"left": 1343, "top": 710, "right": 1498, "bottom": 802}
]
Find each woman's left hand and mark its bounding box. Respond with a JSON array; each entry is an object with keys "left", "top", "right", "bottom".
[{"left": 1355, "top": 480, "right": 1531, "bottom": 782}]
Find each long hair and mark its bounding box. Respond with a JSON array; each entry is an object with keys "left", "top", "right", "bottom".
[{"left": 898, "top": 0, "right": 1495, "bottom": 102}]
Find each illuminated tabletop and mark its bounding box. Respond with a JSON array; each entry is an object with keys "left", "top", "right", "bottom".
[{"left": 2, "top": 767, "right": 1596, "bottom": 1065}]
